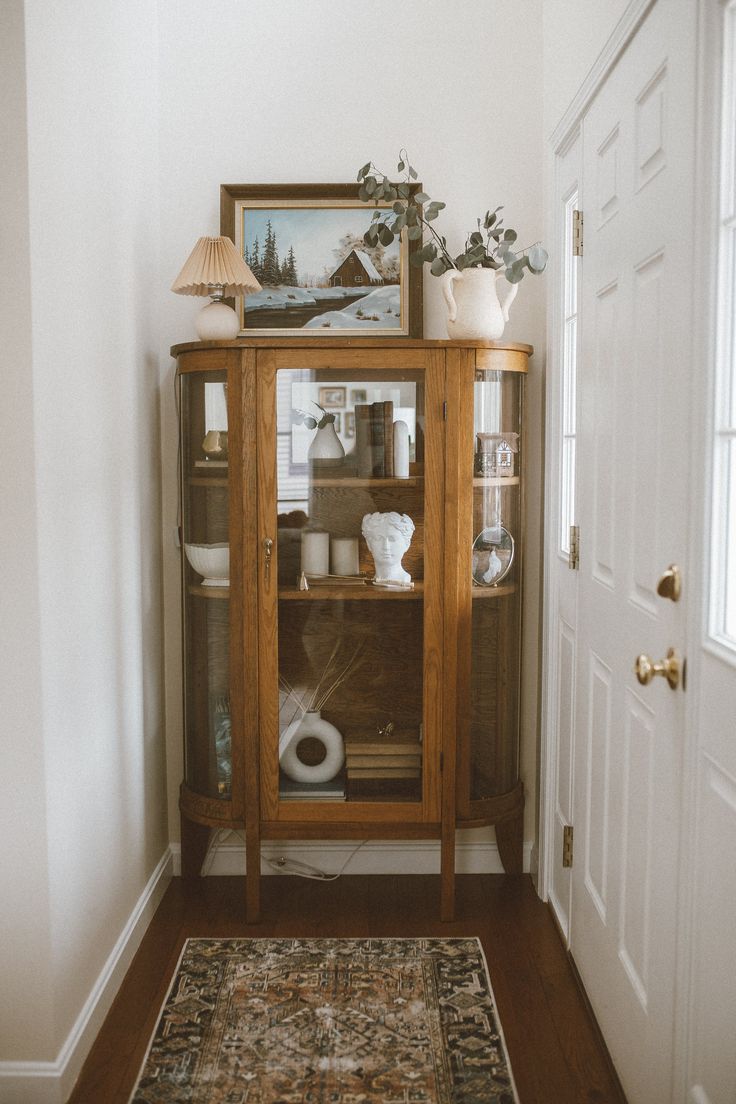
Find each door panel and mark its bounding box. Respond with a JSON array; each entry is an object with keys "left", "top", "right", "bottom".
[{"left": 572, "top": 1, "right": 697, "bottom": 1100}]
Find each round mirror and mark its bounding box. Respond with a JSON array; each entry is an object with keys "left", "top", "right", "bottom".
[{"left": 471, "top": 525, "right": 515, "bottom": 587}]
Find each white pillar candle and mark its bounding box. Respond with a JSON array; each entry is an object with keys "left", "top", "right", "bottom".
[
  {"left": 330, "top": 536, "right": 359, "bottom": 576},
  {"left": 393, "top": 420, "right": 410, "bottom": 478},
  {"left": 301, "top": 530, "right": 330, "bottom": 575}
]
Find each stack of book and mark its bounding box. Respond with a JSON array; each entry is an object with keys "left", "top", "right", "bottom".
[
  {"left": 345, "top": 738, "right": 422, "bottom": 781},
  {"left": 279, "top": 775, "right": 346, "bottom": 801},
  {"left": 355, "top": 401, "right": 394, "bottom": 478}
]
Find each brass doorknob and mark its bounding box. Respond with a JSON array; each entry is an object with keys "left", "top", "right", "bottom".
[
  {"left": 634, "top": 648, "right": 680, "bottom": 690},
  {"left": 656, "top": 564, "right": 681, "bottom": 602}
]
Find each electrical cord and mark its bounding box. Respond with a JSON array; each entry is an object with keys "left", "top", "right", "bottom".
[{"left": 264, "top": 839, "right": 370, "bottom": 881}]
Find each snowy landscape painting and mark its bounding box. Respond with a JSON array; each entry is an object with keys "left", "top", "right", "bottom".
[{"left": 220, "top": 186, "right": 421, "bottom": 336}]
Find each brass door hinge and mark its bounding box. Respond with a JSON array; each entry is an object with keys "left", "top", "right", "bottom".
[
  {"left": 572, "top": 209, "right": 584, "bottom": 256},
  {"left": 569, "top": 525, "right": 580, "bottom": 570},
  {"left": 563, "top": 825, "right": 574, "bottom": 868}
]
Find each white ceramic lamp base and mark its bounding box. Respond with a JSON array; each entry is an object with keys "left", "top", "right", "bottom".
[{"left": 196, "top": 300, "right": 240, "bottom": 340}]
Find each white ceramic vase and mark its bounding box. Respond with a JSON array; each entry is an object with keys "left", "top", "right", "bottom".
[
  {"left": 278, "top": 710, "right": 345, "bottom": 783},
  {"left": 440, "top": 267, "right": 518, "bottom": 341},
  {"left": 308, "top": 421, "right": 345, "bottom": 465}
]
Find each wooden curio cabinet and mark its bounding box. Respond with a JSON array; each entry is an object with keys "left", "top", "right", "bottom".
[{"left": 174, "top": 338, "right": 531, "bottom": 921}]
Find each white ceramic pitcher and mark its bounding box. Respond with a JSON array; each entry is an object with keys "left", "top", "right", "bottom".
[{"left": 440, "top": 267, "right": 518, "bottom": 341}]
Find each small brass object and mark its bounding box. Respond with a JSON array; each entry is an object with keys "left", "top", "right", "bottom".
[
  {"left": 656, "top": 564, "right": 681, "bottom": 602},
  {"left": 263, "top": 537, "right": 273, "bottom": 582},
  {"left": 634, "top": 647, "right": 681, "bottom": 691}
]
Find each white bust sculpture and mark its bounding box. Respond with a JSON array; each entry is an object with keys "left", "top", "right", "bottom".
[{"left": 361, "top": 511, "right": 415, "bottom": 587}]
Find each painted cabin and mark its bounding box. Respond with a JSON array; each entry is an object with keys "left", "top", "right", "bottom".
[{"left": 328, "top": 248, "right": 383, "bottom": 288}]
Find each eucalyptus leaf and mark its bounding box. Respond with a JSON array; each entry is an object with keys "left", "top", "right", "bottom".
[
  {"left": 430, "top": 257, "right": 449, "bottom": 276},
  {"left": 397, "top": 183, "right": 410, "bottom": 199},
  {"left": 392, "top": 214, "right": 406, "bottom": 232},
  {"left": 397, "top": 159, "right": 405, "bottom": 172},
  {"left": 503, "top": 229, "right": 517, "bottom": 243},
  {"left": 406, "top": 206, "right": 418, "bottom": 226},
  {"left": 469, "top": 231, "right": 484, "bottom": 246},
  {"left": 378, "top": 224, "right": 395, "bottom": 246},
  {"left": 372, "top": 210, "right": 382, "bottom": 221},
  {"left": 528, "top": 243, "right": 549, "bottom": 273},
  {"left": 409, "top": 166, "right": 418, "bottom": 179},
  {"left": 365, "top": 176, "right": 376, "bottom": 196},
  {"left": 392, "top": 200, "right": 404, "bottom": 214},
  {"left": 407, "top": 224, "right": 423, "bottom": 240},
  {"left": 425, "top": 207, "right": 439, "bottom": 221},
  {"left": 414, "top": 191, "right": 430, "bottom": 204},
  {"left": 358, "top": 185, "right": 368, "bottom": 202},
  {"left": 357, "top": 162, "right": 371, "bottom": 181}
]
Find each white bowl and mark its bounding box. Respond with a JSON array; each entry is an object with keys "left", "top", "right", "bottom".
[{"left": 184, "top": 542, "right": 230, "bottom": 586}]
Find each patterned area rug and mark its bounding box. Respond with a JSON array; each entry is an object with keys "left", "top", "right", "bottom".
[{"left": 130, "top": 937, "right": 518, "bottom": 1103}]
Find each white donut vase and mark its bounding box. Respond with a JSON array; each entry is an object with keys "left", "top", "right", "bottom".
[{"left": 278, "top": 711, "right": 345, "bottom": 783}]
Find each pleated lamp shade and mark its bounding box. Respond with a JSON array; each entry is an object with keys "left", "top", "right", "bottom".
[{"left": 171, "top": 236, "right": 261, "bottom": 340}]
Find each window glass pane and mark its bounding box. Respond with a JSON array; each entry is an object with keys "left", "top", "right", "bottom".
[
  {"left": 710, "top": 5, "right": 736, "bottom": 650},
  {"left": 560, "top": 193, "right": 579, "bottom": 554}
]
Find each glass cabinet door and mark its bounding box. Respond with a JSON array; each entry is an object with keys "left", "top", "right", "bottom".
[
  {"left": 464, "top": 367, "right": 523, "bottom": 806},
  {"left": 180, "top": 371, "right": 232, "bottom": 801},
  {"left": 258, "top": 356, "right": 443, "bottom": 817}
]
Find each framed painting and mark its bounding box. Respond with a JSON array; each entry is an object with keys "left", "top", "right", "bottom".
[
  {"left": 220, "top": 184, "right": 423, "bottom": 337},
  {"left": 318, "top": 386, "right": 346, "bottom": 409}
]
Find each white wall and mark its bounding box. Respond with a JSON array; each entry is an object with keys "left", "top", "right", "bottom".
[
  {"left": 157, "top": 0, "right": 547, "bottom": 857},
  {"left": 0, "top": 0, "right": 169, "bottom": 1096},
  {"left": 543, "top": 0, "right": 632, "bottom": 137}
]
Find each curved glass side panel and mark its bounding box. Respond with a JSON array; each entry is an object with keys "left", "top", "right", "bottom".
[
  {"left": 180, "top": 372, "right": 231, "bottom": 799},
  {"left": 468, "top": 369, "right": 522, "bottom": 800}
]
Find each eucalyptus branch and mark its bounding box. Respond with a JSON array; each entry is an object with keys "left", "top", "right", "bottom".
[{"left": 356, "top": 151, "right": 548, "bottom": 283}]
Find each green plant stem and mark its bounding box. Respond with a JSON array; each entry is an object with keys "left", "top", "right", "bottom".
[{"left": 368, "top": 159, "right": 457, "bottom": 271}]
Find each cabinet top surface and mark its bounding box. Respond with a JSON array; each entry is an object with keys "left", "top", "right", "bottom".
[{"left": 170, "top": 337, "right": 534, "bottom": 357}]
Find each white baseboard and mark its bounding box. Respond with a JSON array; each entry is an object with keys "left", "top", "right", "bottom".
[
  {"left": 170, "top": 833, "right": 533, "bottom": 877},
  {"left": 0, "top": 847, "right": 173, "bottom": 1104}
]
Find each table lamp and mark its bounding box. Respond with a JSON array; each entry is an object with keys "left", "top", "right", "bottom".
[{"left": 171, "top": 236, "right": 261, "bottom": 340}]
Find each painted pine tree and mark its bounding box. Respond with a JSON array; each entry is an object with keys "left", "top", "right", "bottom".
[
  {"left": 261, "top": 220, "right": 281, "bottom": 285},
  {"left": 280, "top": 245, "right": 298, "bottom": 286},
  {"left": 249, "top": 236, "right": 263, "bottom": 284}
]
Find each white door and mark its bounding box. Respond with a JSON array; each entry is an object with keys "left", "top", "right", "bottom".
[
  {"left": 572, "top": 1, "right": 697, "bottom": 1100},
  {"left": 681, "top": 2, "right": 736, "bottom": 1100}
]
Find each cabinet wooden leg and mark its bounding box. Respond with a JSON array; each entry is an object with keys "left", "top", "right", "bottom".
[
  {"left": 245, "top": 826, "right": 261, "bottom": 924},
  {"left": 495, "top": 810, "right": 524, "bottom": 874},
  {"left": 181, "top": 816, "right": 211, "bottom": 878}
]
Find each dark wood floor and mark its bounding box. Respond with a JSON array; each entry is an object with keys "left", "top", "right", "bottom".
[{"left": 67, "top": 874, "right": 626, "bottom": 1104}]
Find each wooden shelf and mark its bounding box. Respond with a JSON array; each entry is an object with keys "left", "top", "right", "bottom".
[
  {"left": 473, "top": 475, "right": 519, "bottom": 487},
  {"left": 279, "top": 581, "right": 424, "bottom": 600},
  {"left": 310, "top": 476, "right": 423, "bottom": 489},
  {"left": 471, "top": 584, "right": 516, "bottom": 599},
  {"left": 187, "top": 584, "right": 230, "bottom": 600},
  {"left": 188, "top": 476, "right": 229, "bottom": 487}
]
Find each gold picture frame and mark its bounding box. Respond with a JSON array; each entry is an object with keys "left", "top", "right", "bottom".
[{"left": 220, "top": 183, "right": 423, "bottom": 338}]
